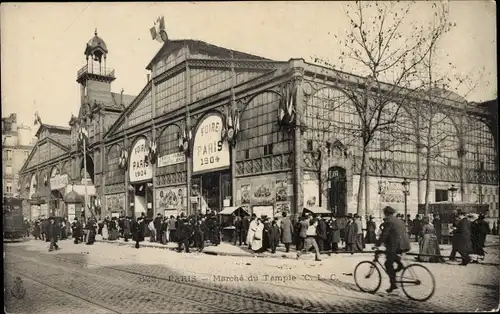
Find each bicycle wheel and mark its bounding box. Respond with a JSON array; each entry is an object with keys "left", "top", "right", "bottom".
[
  {"left": 354, "top": 261, "right": 382, "bottom": 293},
  {"left": 400, "top": 263, "right": 436, "bottom": 301}
]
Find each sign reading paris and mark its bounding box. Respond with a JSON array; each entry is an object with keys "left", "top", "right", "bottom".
[
  {"left": 129, "top": 138, "right": 153, "bottom": 183},
  {"left": 192, "top": 114, "right": 230, "bottom": 173}
]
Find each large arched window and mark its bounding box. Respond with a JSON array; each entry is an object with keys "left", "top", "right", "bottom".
[
  {"left": 105, "top": 144, "right": 124, "bottom": 185},
  {"left": 305, "top": 87, "right": 362, "bottom": 154},
  {"left": 237, "top": 91, "right": 287, "bottom": 160},
  {"left": 423, "top": 112, "right": 460, "bottom": 167},
  {"left": 157, "top": 124, "right": 186, "bottom": 176},
  {"left": 464, "top": 118, "right": 496, "bottom": 171}
]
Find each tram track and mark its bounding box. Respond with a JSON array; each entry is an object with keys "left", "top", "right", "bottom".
[
  {"left": 5, "top": 250, "right": 309, "bottom": 313},
  {"left": 4, "top": 245, "right": 433, "bottom": 313},
  {"left": 5, "top": 270, "right": 120, "bottom": 314}
]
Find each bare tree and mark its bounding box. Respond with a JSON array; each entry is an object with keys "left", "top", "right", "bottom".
[{"left": 313, "top": 1, "right": 451, "bottom": 216}]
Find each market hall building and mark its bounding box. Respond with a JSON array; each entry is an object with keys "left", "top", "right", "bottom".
[{"left": 19, "top": 30, "right": 499, "bottom": 225}]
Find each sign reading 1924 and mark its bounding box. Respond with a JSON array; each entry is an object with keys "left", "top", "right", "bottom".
[
  {"left": 193, "top": 114, "right": 230, "bottom": 173},
  {"left": 129, "top": 138, "right": 153, "bottom": 183}
]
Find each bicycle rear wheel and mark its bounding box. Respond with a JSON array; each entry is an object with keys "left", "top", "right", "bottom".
[
  {"left": 354, "top": 261, "right": 382, "bottom": 293},
  {"left": 400, "top": 263, "right": 436, "bottom": 301}
]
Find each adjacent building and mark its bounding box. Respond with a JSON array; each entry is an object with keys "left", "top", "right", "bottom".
[
  {"left": 2, "top": 113, "right": 36, "bottom": 216},
  {"left": 19, "top": 29, "right": 499, "bottom": 226}
]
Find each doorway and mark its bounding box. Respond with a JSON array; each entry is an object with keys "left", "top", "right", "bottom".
[
  {"left": 328, "top": 166, "right": 347, "bottom": 217},
  {"left": 132, "top": 183, "right": 154, "bottom": 219},
  {"left": 192, "top": 170, "right": 231, "bottom": 214}
]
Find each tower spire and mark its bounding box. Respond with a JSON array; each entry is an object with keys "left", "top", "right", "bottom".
[{"left": 94, "top": 28, "right": 98, "bottom": 36}]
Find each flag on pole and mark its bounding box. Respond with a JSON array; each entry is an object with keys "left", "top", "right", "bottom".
[
  {"left": 78, "top": 126, "right": 89, "bottom": 149},
  {"left": 148, "top": 138, "right": 158, "bottom": 164},
  {"left": 34, "top": 112, "right": 42, "bottom": 126},
  {"left": 150, "top": 16, "right": 168, "bottom": 42}
]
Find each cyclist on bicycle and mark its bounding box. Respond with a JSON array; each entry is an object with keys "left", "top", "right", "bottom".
[{"left": 373, "top": 206, "right": 411, "bottom": 293}]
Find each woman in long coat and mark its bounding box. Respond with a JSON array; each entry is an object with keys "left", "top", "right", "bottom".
[
  {"left": 102, "top": 218, "right": 109, "bottom": 240},
  {"left": 251, "top": 219, "right": 265, "bottom": 252},
  {"left": 418, "top": 216, "right": 444, "bottom": 263},
  {"left": 132, "top": 217, "right": 145, "bottom": 249},
  {"left": 471, "top": 214, "right": 490, "bottom": 262},
  {"left": 365, "top": 216, "right": 377, "bottom": 244},
  {"left": 33, "top": 220, "right": 42, "bottom": 240},
  {"left": 280, "top": 213, "right": 294, "bottom": 253}
]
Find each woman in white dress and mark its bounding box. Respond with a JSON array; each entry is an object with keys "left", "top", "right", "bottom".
[
  {"left": 251, "top": 218, "right": 265, "bottom": 252},
  {"left": 102, "top": 220, "right": 109, "bottom": 240},
  {"left": 246, "top": 215, "right": 257, "bottom": 248}
]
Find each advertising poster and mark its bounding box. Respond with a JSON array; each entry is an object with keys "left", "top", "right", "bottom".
[
  {"left": 252, "top": 205, "right": 274, "bottom": 218},
  {"left": 157, "top": 152, "right": 186, "bottom": 168},
  {"left": 240, "top": 184, "right": 251, "bottom": 205},
  {"left": 250, "top": 178, "right": 275, "bottom": 206},
  {"left": 275, "top": 202, "right": 291, "bottom": 215},
  {"left": 275, "top": 179, "right": 289, "bottom": 202},
  {"left": 303, "top": 180, "right": 319, "bottom": 207},
  {"left": 105, "top": 194, "right": 125, "bottom": 213},
  {"left": 156, "top": 187, "right": 187, "bottom": 211}
]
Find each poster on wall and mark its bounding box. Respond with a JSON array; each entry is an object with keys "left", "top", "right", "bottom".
[
  {"left": 253, "top": 205, "right": 274, "bottom": 218},
  {"left": 275, "top": 179, "right": 289, "bottom": 202},
  {"left": 156, "top": 187, "right": 186, "bottom": 211},
  {"left": 40, "top": 204, "right": 49, "bottom": 218},
  {"left": 250, "top": 179, "right": 275, "bottom": 206},
  {"left": 31, "top": 205, "right": 40, "bottom": 220},
  {"left": 240, "top": 184, "right": 251, "bottom": 205},
  {"left": 111, "top": 212, "right": 120, "bottom": 218},
  {"left": 129, "top": 138, "right": 153, "bottom": 183},
  {"left": 192, "top": 114, "right": 230, "bottom": 174},
  {"left": 275, "top": 202, "right": 290, "bottom": 215},
  {"left": 106, "top": 194, "right": 125, "bottom": 213},
  {"left": 304, "top": 180, "right": 319, "bottom": 207},
  {"left": 67, "top": 204, "right": 76, "bottom": 216},
  {"left": 378, "top": 180, "right": 404, "bottom": 203},
  {"left": 157, "top": 152, "right": 186, "bottom": 168}
]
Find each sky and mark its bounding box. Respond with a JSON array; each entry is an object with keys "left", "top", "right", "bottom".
[{"left": 1, "top": 1, "right": 497, "bottom": 136}]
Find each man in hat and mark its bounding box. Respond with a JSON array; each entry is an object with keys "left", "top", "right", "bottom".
[
  {"left": 48, "top": 217, "right": 60, "bottom": 252},
  {"left": 297, "top": 215, "right": 321, "bottom": 261},
  {"left": 449, "top": 210, "right": 472, "bottom": 265},
  {"left": 374, "top": 206, "right": 411, "bottom": 293}
]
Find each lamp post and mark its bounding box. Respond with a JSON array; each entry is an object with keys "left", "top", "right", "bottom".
[
  {"left": 448, "top": 184, "right": 458, "bottom": 203},
  {"left": 401, "top": 178, "right": 410, "bottom": 226}
]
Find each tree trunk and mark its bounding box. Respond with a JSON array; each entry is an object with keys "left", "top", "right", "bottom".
[
  {"left": 424, "top": 124, "right": 433, "bottom": 214},
  {"left": 416, "top": 103, "right": 421, "bottom": 205},
  {"left": 356, "top": 144, "right": 368, "bottom": 217}
]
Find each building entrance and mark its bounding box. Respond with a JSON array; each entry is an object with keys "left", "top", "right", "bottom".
[
  {"left": 328, "top": 166, "right": 347, "bottom": 217},
  {"left": 132, "top": 183, "right": 154, "bottom": 219},
  {"left": 192, "top": 170, "right": 231, "bottom": 214}
]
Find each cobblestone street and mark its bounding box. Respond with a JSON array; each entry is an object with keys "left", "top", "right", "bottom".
[{"left": 4, "top": 238, "right": 499, "bottom": 313}]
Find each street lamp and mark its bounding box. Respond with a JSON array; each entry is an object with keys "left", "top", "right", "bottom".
[
  {"left": 448, "top": 184, "right": 458, "bottom": 203},
  {"left": 401, "top": 178, "right": 410, "bottom": 226}
]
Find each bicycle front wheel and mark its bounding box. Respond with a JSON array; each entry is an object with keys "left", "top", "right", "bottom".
[
  {"left": 400, "top": 263, "right": 436, "bottom": 301},
  {"left": 354, "top": 261, "right": 382, "bottom": 293}
]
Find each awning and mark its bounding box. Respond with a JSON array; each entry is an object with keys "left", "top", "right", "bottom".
[
  {"left": 219, "top": 206, "right": 249, "bottom": 216},
  {"left": 303, "top": 206, "right": 331, "bottom": 215},
  {"left": 64, "top": 190, "right": 84, "bottom": 203}
]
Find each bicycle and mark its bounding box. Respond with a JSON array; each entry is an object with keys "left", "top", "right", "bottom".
[{"left": 353, "top": 249, "right": 436, "bottom": 302}]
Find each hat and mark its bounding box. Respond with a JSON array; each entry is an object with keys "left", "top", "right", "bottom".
[{"left": 382, "top": 206, "right": 396, "bottom": 216}]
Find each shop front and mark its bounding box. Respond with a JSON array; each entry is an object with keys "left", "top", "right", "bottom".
[{"left": 191, "top": 113, "right": 232, "bottom": 214}]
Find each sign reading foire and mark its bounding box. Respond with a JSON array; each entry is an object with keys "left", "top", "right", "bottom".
[
  {"left": 192, "top": 114, "right": 230, "bottom": 174},
  {"left": 50, "top": 174, "right": 69, "bottom": 190},
  {"left": 129, "top": 138, "right": 153, "bottom": 183}
]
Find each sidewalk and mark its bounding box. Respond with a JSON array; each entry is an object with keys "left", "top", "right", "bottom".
[{"left": 93, "top": 234, "right": 500, "bottom": 262}]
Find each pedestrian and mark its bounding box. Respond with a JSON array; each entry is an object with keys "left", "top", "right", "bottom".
[
  {"left": 102, "top": 218, "right": 109, "bottom": 240},
  {"left": 33, "top": 220, "right": 42, "bottom": 240},
  {"left": 280, "top": 212, "right": 294, "bottom": 253},
  {"left": 241, "top": 214, "right": 250, "bottom": 246},
  {"left": 132, "top": 215, "right": 146, "bottom": 249},
  {"left": 432, "top": 214, "right": 442, "bottom": 244},
  {"left": 354, "top": 214, "right": 364, "bottom": 251},
  {"left": 86, "top": 217, "right": 97, "bottom": 245},
  {"left": 148, "top": 219, "right": 156, "bottom": 242},
  {"left": 316, "top": 215, "right": 328, "bottom": 252},
  {"left": 328, "top": 216, "right": 341, "bottom": 252},
  {"left": 298, "top": 214, "right": 310, "bottom": 251},
  {"left": 109, "top": 217, "right": 119, "bottom": 240},
  {"left": 123, "top": 216, "right": 131, "bottom": 242},
  {"left": 43, "top": 218, "right": 50, "bottom": 242},
  {"left": 412, "top": 214, "right": 423, "bottom": 243},
  {"left": 344, "top": 214, "right": 356, "bottom": 254},
  {"left": 449, "top": 210, "right": 472, "bottom": 266},
  {"left": 154, "top": 213, "right": 163, "bottom": 243},
  {"left": 48, "top": 217, "right": 60, "bottom": 252},
  {"left": 268, "top": 219, "right": 281, "bottom": 254},
  {"left": 246, "top": 214, "right": 258, "bottom": 249},
  {"left": 168, "top": 215, "right": 177, "bottom": 243},
  {"left": 233, "top": 215, "right": 243, "bottom": 246},
  {"left": 296, "top": 215, "right": 321, "bottom": 261},
  {"left": 194, "top": 216, "right": 207, "bottom": 252},
  {"left": 250, "top": 218, "right": 265, "bottom": 252},
  {"left": 471, "top": 214, "right": 490, "bottom": 263},
  {"left": 72, "top": 217, "right": 82, "bottom": 244},
  {"left": 365, "top": 216, "right": 377, "bottom": 244},
  {"left": 176, "top": 213, "right": 192, "bottom": 253},
  {"left": 261, "top": 216, "right": 271, "bottom": 251},
  {"left": 417, "top": 216, "right": 444, "bottom": 263}
]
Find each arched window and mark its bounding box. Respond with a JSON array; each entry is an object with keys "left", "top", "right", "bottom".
[
  {"left": 305, "top": 87, "right": 361, "bottom": 154},
  {"left": 157, "top": 124, "right": 186, "bottom": 176},
  {"left": 105, "top": 144, "right": 124, "bottom": 185},
  {"left": 424, "top": 113, "right": 460, "bottom": 167},
  {"left": 464, "top": 118, "right": 496, "bottom": 171},
  {"left": 237, "top": 91, "right": 287, "bottom": 160},
  {"left": 50, "top": 166, "right": 60, "bottom": 178}
]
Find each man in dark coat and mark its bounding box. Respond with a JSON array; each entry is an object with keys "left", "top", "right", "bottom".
[
  {"left": 72, "top": 218, "right": 82, "bottom": 244},
  {"left": 153, "top": 213, "right": 163, "bottom": 243},
  {"left": 344, "top": 214, "right": 357, "bottom": 253},
  {"left": 168, "top": 215, "right": 177, "bottom": 243},
  {"left": 241, "top": 215, "right": 250, "bottom": 246},
  {"left": 132, "top": 216, "right": 146, "bottom": 249},
  {"left": 48, "top": 217, "right": 60, "bottom": 252},
  {"left": 449, "top": 211, "right": 472, "bottom": 265},
  {"left": 411, "top": 214, "right": 423, "bottom": 243},
  {"left": 280, "top": 212, "right": 294, "bottom": 253},
  {"left": 194, "top": 217, "right": 207, "bottom": 252},
  {"left": 328, "top": 216, "right": 341, "bottom": 252},
  {"left": 176, "top": 214, "right": 192, "bottom": 253},
  {"left": 43, "top": 219, "right": 51, "bottom": 242},
  {"left": 316, "top": 216, "right": 328, "bottom": 252},
  {"left": 233, "top": 215, "right": 243, "bottom": 246},
  {"left": 432, "top": 214, "right": 442, "bottom": 244},
  {"left": 374, "top": 206, "right": 411, "bottom": 293},
  {"left": 472, "top": 214, "right": 491, "bottom": 261},
  {"left": 268, "top": 219, "right": 281, "bottom": 254},
  {"left": 123, "top": 216, "right": 131, "bottom": 242},
  {"left": 298, "top": 215, "right": 310, "bottom": 251}
]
